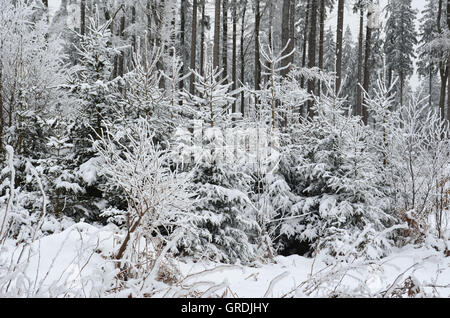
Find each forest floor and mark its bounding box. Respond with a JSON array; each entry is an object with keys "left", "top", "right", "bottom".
[{"left": 2, "top": 221, "right": 449, "bottom": 298}]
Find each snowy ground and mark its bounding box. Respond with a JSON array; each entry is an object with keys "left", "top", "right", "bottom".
[{"left": 1, "top": 222, "right": 448, "bottom": 298}]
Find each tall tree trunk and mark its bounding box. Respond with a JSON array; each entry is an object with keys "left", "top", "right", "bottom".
[
  {"left": 241, "top": 1, "right": 247, "bottom": 117},
  {"left": 118, "top": 13, "right": 126, "bottom": 78},
  {"left": 318, "top": 0, "right": 325, "bottom": 96},
  {"left": 81, "top": 0, "right": 86, "bottom": 36},
  {"left": 232, "top": 0, "right": 238, "bottom": 115},
  {"left": 429, "top": 69, "right": 433, "bottom": 109},
  {"left": 301, "top": 0, "right": 311, "bottom": 90},
  {"left": 156, "top": 0, "right": 166, "bottom": 89},
  {"left": 289, "top": 0, "right": 296, "bottom": 67},
  {"left": 104, "top": 8, "right": 117, "bottom": 79},
  {"left": 200, "top": 0, "right": 206, "bottom": 77},
  {"left": 356, "top": 7, "right": 364, "bottom": 117},
  {"left": 213, "top": 0, "right": 222, "bottom": 69},
  {"left": 400, "top": 73, "right": 404, "bottom": 107},
  {"left": 362, "top": 13, "right": 372, "bottom": 125},
  {"left": 335, "top": 0, "right": 345, "bottom": 94},
  {"left": 190, "top": 0, "right": 198, "bottom": 94},
  {"left": 447, "top": 0, "right": 450, "bottom": 121},
  {"left": 447, "top": 59, "right": 450, "bottom": 122},
  {"left": 437, "top": 0, "right": 448, "bottom": 120},
  {"left": 0, "top": 61, "right": 3, "bottom": 155},
  {"left": 222, "top": 0, "right": 229, "bottom": 82},
  {"left": 281, "top": 0, "right": 291, "bottom": 77},
  {"left": 439, "top": 69, "right": 448, "bottom": 119},
  {"left": 266, "top": 1, "right": 274, "bottom": 83},
  {"left": 254, "top": 0, "right": 261, "bottom": 91},
  {"left": 146, "top": 0, "right": 152, "bottom": 46},
  {"left": 180, "top": 0, "right": 186, "bottom": 90},
  {"left": 307, "top": 0, "right": 318, "bottom": 118},
  {"left": 131, "top": 6, "right": 137, "bottom": 54}
]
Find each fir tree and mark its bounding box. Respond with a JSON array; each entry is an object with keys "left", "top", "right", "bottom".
[{"left": 384, "top": 0, "right": 418, "bottom": 106}]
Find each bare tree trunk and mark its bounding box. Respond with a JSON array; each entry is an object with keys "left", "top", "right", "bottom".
[
  {"left": 254, "top": 0, "right": 261, "bottom": 91},
  {"left": 437, "top": 0, "right": 448, "bottom": 120},
  {"left": 429, "top": 69, "right": 433, "bottom": 109},
  {"left": 156, "top": 0, "right": 166, "bottom": 89},
  {"left": 289, "top": 0, "right": 296, "bottom": 68},
  {"left": 232, "top": 0, "right": 237, "bottom": 115},
  {"left": 301, "top": 0, "right": 311, "bottom": 90},
  {"left": 335, "top": 0, "right": 345, "bottom": 94},
  {"left": 318, "top": 0, "right": 325, "bottom": 96},
  {"left": 190, "top": 0, "right": 198, "bottom": 94},
  {"left": 222, "top": 0, "right": 229, "bottom": 82},
  {"left": 400, "top": 73, "right": 404, "bottom": 107},
  {"left": 440, "top": 69, "right": 448, "bottom": 119},
  {"left": 213, "top": 0, "right": 222, "bottom": 69},
  {"left": 146, "top": 0, "right": 152, "bottom": 45},
  {"left": 362, "top": 14, "right": 372, "bottom": 125},
  {"left": 200, "top": 0, "right": 206, "bottom": 77},
  {"left": 241, "top": 1, "right": 247, "bottom": 117},
  {"left": 118, "top": 13, "right": 126, "bottom": 78},
  {"left": 179, "top": 0, "right": 185, "bottom": 91},
  {"left": 356, "top": 7, "right": 364, "bottom": 117},
  {"left": 81, "top": 0, "right": 86, "bottom": 36},
  {"left": 266, "top": 1, "right": 274, "bottom": 83},
  {"left": 0, "top": 61, "right": 3, "bottom": 155},
  {"left": 447, "top": 59, "right": 450, "bottom": 122},
  {"left": 281, "top": 0, "right": 291, "bottom": 77},
  {"left": 447, "top": 0, "right": 450, "bottom": 121},
  {"left": 307, "top": 0, "right": 318, "bottom": 118},
  {"left": 131, "top": 6, "right": 137, "bottom": 53}
]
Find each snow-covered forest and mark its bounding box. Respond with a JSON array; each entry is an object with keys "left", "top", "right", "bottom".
[{"left": 0, "top": 0, "right": 449, "bottom": 298}]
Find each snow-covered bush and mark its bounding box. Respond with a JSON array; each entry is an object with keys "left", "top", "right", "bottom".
[
  {"left": 93, "top": 117, "right": 196, "bottom": 288},
  {"left": 366, "top": 77, "right": 450, "bottom": 245},
  {"left": 278, "top": 79, "right": 399, "bottom": 260}
]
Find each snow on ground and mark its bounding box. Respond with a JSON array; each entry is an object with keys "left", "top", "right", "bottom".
[{"left": 1, "top": 222, "right": 449, "bottom": 298}]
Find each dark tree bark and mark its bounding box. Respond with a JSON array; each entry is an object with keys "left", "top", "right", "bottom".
[
  {"left": 289, "top": 0, "right": 296, "bottom": 67},
  {"left": 80, "top": 0, "right": 86, "bottom": 36},
  {"left": 131, "top": 6, "right": 137, "bottom": 54},
  {"left": 335, "top": 0, "right": 345, "bottom": 94},
  {"left": 307, "top": 0, "right": 318, "bottom": 118},
  {"left": 213, "top": 0, "right": 222, "bottom": 69},
  {"left": 0, "top": 61, "right": 3, "bottom": 155},
  {"left": 222, "top": 0, "right": 229, "bottom": 82},
  {"left": 281, "top": 0, "right": 291, "bottom": 77},
  {"left": 232, "top": 0, "right": 238, "bottom": 115},
  {"left": 356, "top": 7, "right": 364, "bottom": 117},
  {"left": 190, "top": 0, "right": 198, "bottom": 94},
  {"left": 146, "top": 0, "right": 152, "bottom": 45},
  {"left": 301, "top": 0, "right": 311, "bottom": 89},
  {"left": 180, "top": 0, "right": 186, "bottom": 90},
  {"left": 254, "top": 0, "right": 261, "bottom": 91},
  {"left": 318, "top": 0, "right": 325, "bottom": 96},
  {"left": 362, "top": 12, "right": 372, "bottom": 125},
  {"left": 429, "top": 69, "right": 433, "bottom": 109},
  {"left": 118, "top": 13, "right": 126, "bottom": 78},
  {"left": 447, "top": 0, "right": 450, "bottom": 121},
  {"left": 200, "top": 0, "right": 206, "bottom": 77},
  {"left": 437, "top": 0, "right": 448, "bottom": 120},
  {"left": 241, "top": 1, "right": 247, "bottom": 116},
  {"left": 266, "top": 1, "right": 274, "bottom": 83}
]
